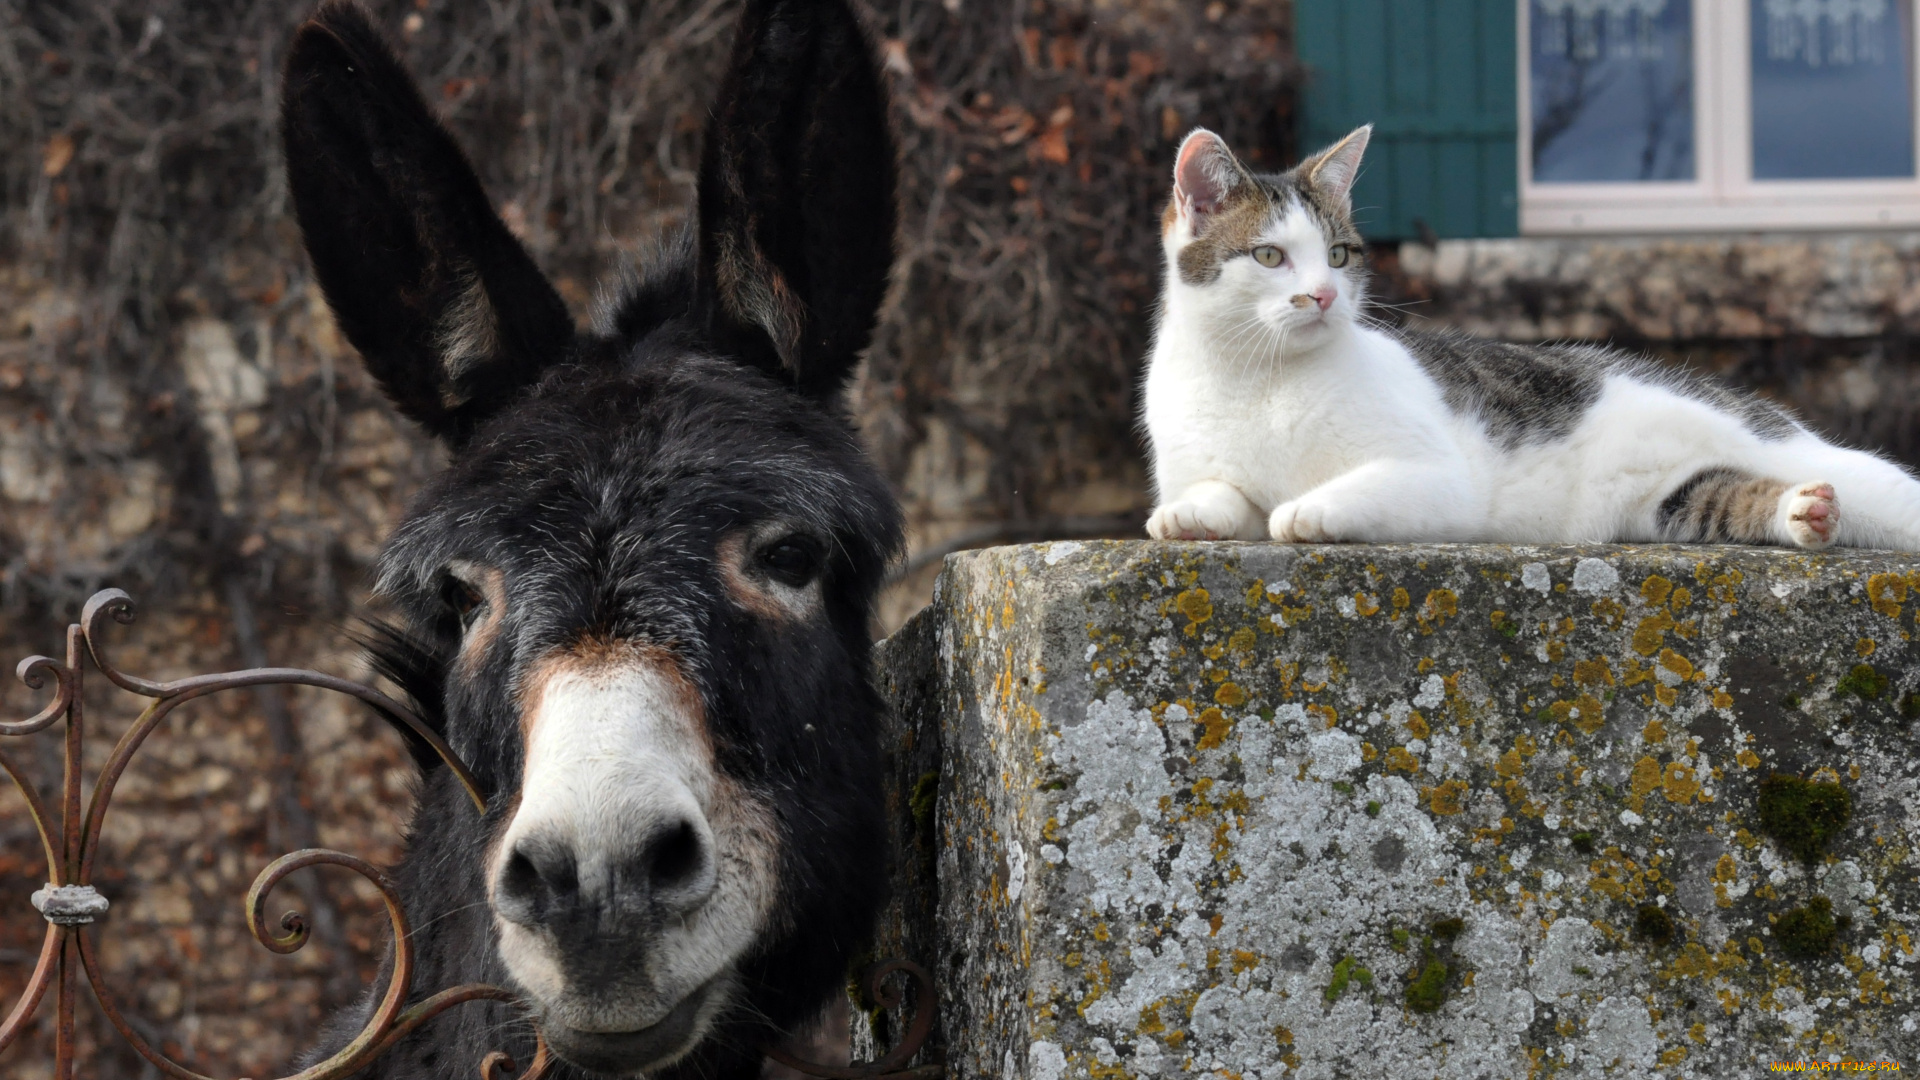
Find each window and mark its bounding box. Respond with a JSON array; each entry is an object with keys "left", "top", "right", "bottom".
[
  {"left": 1297, "top": 1, "right": 1920, "bottom": 238},
  {"left": 1522, "top": 0, "right": 1920, "bottom": 232}
]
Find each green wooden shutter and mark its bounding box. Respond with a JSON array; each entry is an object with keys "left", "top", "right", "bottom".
[{"left": 1295, "top": 0, "right": 1518, "bottom": 240}]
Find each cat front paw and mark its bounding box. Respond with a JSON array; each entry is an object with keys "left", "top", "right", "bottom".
[
  {"left": 1780, "top": 482, "right": 1840, "bottom": 549},
  {"left": 1148, "top": 501, "right": 1244, "bottom": 541},
  {"left": 1269, "top": 499, "right": 1342, "bottom": 543}
]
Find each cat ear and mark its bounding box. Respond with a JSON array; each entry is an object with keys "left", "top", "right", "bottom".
[
  {"left": 1173, "top": 128, "right": 1244, "bottom": 232},
  {"left": 1303, "top": 125, "right": 1371, "bottom": 205}
]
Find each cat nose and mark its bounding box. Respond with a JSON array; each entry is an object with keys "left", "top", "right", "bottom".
[{"left": 1312, "top": 286, "right": 1336, "bottom": 311}]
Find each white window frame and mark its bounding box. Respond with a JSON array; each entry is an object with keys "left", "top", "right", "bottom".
[{"left": 1519, "top": 0, "right": 1920, "bottom": 233}]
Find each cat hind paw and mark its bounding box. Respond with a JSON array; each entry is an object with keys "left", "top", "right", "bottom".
[{"left": 1780, "top": 482, "right": 1840, "bottom": 549}]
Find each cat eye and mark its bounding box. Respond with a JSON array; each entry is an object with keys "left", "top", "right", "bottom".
[
  {"left": 1328, "top": 245, "right": 1352, "bottom": 269},
  {"left": 759, "top": 534, "right": 826, "bottom": 589},
  {"left": 1251, "top": 245, "right": 1284, "bottom": 268}
]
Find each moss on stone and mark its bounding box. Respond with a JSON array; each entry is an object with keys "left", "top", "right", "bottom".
[
  {"left": 1405, "top": 956, "right": 1450, "bottom": 1014},
  {"left": 1430, "top": 917, "right": 1465, "bottom": 941},
  {"left": 1324, "top": 955, "right": 1371, "bottom": 1002},
  {"left": 1570, "top": 831, "right": 1596, "bottom": 855},
  {"left": 1835, "top": 663, "right": 1888, "bottom": 701},
  {"left": 909, "top": 770, "right": 939, "bottom": 834},
  {"left": 1757, "top": 773, "right": 1851, "bottom": 863},
  {"left": 1365, "top": 800, "right": 1383, "bottom": 818},
  {"left": 1389, "top": 927, "right": 1410, "bottom": 953},
  {"left": 1634, "top": 903, "right": 1675, "bottom": 945},
  {"left": 1776, "top": 896, "right": 1838, "bottom": 959},
  {"left": 1902, "top": 692, "right": 1920, "bottom": 719}
]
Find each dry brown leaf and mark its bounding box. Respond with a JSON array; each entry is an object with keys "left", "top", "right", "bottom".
[
  {"left": 42, "top": 133, "right": 75, "bottom": 177},
  {"left": 1037, "top": 126, "right": 1070, "bottom": 165},
  {"left": 882, "top": 39, "right": 913, "bottom": 78},
  {"left": 994, "top": 106, "right": 1036, "bottom": 145}
]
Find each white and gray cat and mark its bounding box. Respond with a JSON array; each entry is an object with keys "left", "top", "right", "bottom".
[{"left": 1142, "top": 125, "right": 1920, "bottom": 551}]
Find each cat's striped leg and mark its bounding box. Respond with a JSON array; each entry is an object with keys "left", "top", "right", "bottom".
[{"left": 1656, "top": 467, "right": 1838, "bottom": 549}]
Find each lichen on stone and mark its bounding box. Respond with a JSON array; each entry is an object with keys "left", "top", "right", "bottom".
[{"left": 881, "top": 541, "right": 1920, "bottom": 1078}]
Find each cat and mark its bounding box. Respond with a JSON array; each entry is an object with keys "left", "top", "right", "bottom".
[{"left": 1141, "top": 124, "right": 1920, "bottom": 551}]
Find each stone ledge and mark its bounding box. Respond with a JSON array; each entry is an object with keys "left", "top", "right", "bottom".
[
  {"left": 1393, "top": 234, "right": 1920, "bottom": 341},
  {"left": 877, "top": 541, "right": 1920, "bottom": 1078}
]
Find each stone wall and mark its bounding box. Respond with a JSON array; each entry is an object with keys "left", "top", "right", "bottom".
[
  {"left": 0, "top": 267, "right": 432, "bottom": 1077},
  {"left": 1391, "top": 235, "right": 1920, "bottom": 343},
  {"left": 876, "top": 541, "right": 1920, "bottom": 1077}
]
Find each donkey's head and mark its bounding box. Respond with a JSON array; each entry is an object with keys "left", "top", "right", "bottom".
[{"left": 282, "top": 1, "right": 900, "bottom": 1073}]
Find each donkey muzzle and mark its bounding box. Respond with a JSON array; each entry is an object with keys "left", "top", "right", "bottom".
[
  {"left": 488, "top": 652, "right": 777, "bottom": 1069},
  {"left": 494, "top": 800, "right": 718, "bottom": 933}
]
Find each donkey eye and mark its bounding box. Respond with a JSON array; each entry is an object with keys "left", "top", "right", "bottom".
[
  {"left": 1328, "top": 245, "right": 1351, "bottom": 269},
  {"left": 1251, "top": 245, "right": 1284, "bottom": 268},
  {"left": 438, "top": 574, "right": 485, "bottom": 630},
  {"left": 759, "top": 535, "right": 825, "bottom": 589}
]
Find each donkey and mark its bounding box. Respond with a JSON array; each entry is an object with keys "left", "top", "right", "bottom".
[{"left": 279, "top": 0, "right": 901, "bottom": 1075}]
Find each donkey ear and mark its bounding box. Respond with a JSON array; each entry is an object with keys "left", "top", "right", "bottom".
[
  {"left": 1173, "top": 128, "right": 1246, "bottom": 235},
  {"left": 694, "top": 0, "right": 896, "bottom": 401},
  {"left": 281, "top": 2, "right": 575, "bottom": 444},
  {"left": 1302, "top": 124, "right": 1371, "bottom": 206}
]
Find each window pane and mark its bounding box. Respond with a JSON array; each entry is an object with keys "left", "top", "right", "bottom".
[
  {"left": 1530, "top": 0, "right": 1696, "bottom": 183},
  {"left": 1751, "top": 0, "right": 1915, "bottom": 179}
]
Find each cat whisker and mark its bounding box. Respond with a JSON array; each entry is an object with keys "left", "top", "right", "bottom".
[
  {"left": 1212, "top": 311, "right": 1270, "bottom": 353},
  {"left": 1210, "top": 313, "right": 1277, "bottom": 371}
]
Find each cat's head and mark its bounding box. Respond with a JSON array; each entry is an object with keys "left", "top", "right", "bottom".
[{"left": 1160, "top": 125, "right": 1371, "bottom": 349}]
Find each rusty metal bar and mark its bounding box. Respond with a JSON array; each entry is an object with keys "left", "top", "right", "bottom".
[{"left": 0, "top": 589, "right": 939, "bottom": 1079}]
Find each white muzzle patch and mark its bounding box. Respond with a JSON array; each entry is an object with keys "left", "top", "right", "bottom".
[{"left": 490, "top": 646, "right": 779, "bottom": 1040}]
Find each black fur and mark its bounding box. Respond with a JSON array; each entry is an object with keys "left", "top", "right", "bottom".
[
  {"left": 281, "top": 2, "right": 903, "bottom": 1077},
  {"left": 350, "top": 620, "right": 450, "bottom": 775},
  {"left": 695, "top": 0, "right": 897, "bottom": 397},
  {"left": 282, "top": 4, "right": 576, "bottom": 445}
]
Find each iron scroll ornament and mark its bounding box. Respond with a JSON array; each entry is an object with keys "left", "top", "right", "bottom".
[{"left": 0, "top": 589, "right": 939, "bottom": 1080}]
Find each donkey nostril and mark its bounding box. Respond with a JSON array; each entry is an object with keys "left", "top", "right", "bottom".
[
  {"left": 497, "top": 840, "right": 579, "bottom": 926},
  {"left": 641, "top": 819, "right": 714, "bottom": 910}
]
